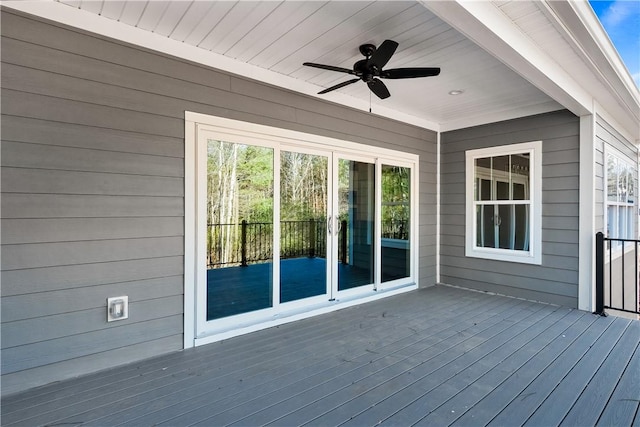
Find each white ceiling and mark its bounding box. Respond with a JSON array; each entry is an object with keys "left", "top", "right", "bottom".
[{"left": 52, "top": 1, "right": 567, "bottom": 131}]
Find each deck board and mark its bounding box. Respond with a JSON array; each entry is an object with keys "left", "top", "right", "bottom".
[
  {"left": 560, "top": 320, "right": 640, "bottom": 426},
  {"left": 595, "top": 322, "right": 640, "bottom": 427},
  {"left": 85, "top": 288, "right": 485, "bottom": 426},
  {"left": 451, "top": 310, "right": 597, "bottom": 427},
  {"left": 289, "top": 302, "right": 552, "bottom": 427},
  {"left": 523, "top": 317, "right": 631, "bottom": 426},
  {"left": 158, "top": 292, "right": 519, "bottom": 426},
  {"left": 2, "top": 285, "right": 639, "bottom": 427},
  {"left": 347, "top": 304, "right": 571, "bottom": 427},
  {"left": 485, "top": 314, "right": 616, "bottom": 426}
]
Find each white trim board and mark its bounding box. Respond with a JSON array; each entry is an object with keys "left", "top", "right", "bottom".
[{"left": 578, "top": 113, "right": 595, "bottom": 312}]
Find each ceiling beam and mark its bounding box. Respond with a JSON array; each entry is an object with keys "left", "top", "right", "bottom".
[{"left": 421, "top": 0, "right": 592, "bottom": 117}]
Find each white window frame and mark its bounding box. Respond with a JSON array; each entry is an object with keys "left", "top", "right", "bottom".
[
  {"left": 604, "top": 148, "right": 637, "bottom": 254},
  {"left": 465, "top": 141, "right": 542, "bottom": 265}
]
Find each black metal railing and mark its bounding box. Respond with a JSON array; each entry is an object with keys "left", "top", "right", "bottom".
[
  {"left": 208, "top": 220, "right": 323, "bottom": 268},
  {"left": 280, "top": 219, "right": 325, "bottom": 260},
  {"left": 208, "top": 218, "right": 408, "bottom": 269},
  {"left": 595, "top": 231, "right": 640, "bottom": 316},
  {"left": 382, "top": 219, "right": 408, "bottom": 240}
]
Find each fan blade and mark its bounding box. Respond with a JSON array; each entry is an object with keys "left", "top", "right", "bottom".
[
  {"left": 318, "top": 78, "right": 360, "bottom": 94},
  {"left": 367, "top": 78, "right": 390, "bottom": 99},
  {"left": 381, "top": 67, "right": 441, "bottom": 79},
  {"left": 303, "top": 62, "right": 354, "bottom": 75},
  {"left": 369, "top": 40, "right": 398, "bottom": 69}
]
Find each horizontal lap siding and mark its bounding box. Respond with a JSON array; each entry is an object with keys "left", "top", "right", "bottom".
[
  {"left": 440, "top": 110, "right": 581, "bottom": 307},
  {"left": 0, "top": 10, "right": 437, "bottom": 395}
]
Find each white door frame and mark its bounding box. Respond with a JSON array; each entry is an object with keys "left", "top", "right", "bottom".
[{"left": 184, "top": 112, "right": 419, "bottom": 348}]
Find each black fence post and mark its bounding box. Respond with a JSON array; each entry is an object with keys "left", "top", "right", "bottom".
[
  {"left": 241, "top": 219, "right": 248, "bottom": 267},
  {"left": 595, "top": 231, "right": 605, "bottom": 316},
  {"left": 308, "top": 219, "right": 316, "bottom": 258}
]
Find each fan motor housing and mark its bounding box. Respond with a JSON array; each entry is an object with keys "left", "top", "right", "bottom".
[{"left": 359, "top": 43, "right": 377, "bottom": 57}]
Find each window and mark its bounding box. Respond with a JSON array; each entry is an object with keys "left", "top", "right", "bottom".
[
  {"left": 465, "top": 141, "right": 542, "bottom": 264},
  {"left": 606, "top": 152, "right": 636, "bottom": 248}
]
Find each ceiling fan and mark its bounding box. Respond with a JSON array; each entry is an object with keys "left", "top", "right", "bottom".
[{"left": 303, "top": 39, "right": 440, "bottom": 100}]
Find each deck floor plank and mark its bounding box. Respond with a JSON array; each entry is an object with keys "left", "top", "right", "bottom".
[
  {"left": 84, "top": 288, "right": 488, "bottom": 426},
  {"left": 560, "top": 320, "right": 640, "bottom": 426},
  {"left": 443, "top": 310, "right": 598, "bottom": 427},
  {"left": 343, "top": 304, "right": 570, "bottom": 427},
  {"left": 485, "top": 313, "right": 617, "bottom": 426},
  {"left": 276, "top": 302, "right": 552, "bottom": 427},
  {"left": 2, "top": 285, "right": 638, "bottom": 427},
  {"left": 1, "top": 302, "right": 362, "bottom": 414},
  {"left": 36, "top": 288, "right": 491, "bottom": 427},
  {"left": 523, "top": 317, "right": 631, "bottom": 426},
  {"left": 158, "top": 293, "right": 521, "bottom": 426},
  {"left": 595, "top": 322, "right": 640, "bottom": 427},
  {"left": 392, "top": 307, "right": 577, "bottom": 427}
]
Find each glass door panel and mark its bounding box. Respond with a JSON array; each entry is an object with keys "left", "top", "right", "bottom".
[
  {"left": 381, "top": 165, "right": 411, "bottom": 282},
  {"left": 206, "top": 140, "right": 273, "bottom": 320},
  {"left": 337, "top": 158, "right": 375, "bottom": 291},
  {"left": 280, "top": 151, "right": 329, "bottom": 303}
]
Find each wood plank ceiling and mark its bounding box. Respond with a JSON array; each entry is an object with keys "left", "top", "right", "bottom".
[{"left": 56, "top": 0, "right": 563, "bottom": 131}]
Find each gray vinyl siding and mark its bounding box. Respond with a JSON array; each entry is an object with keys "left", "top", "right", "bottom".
[
  {"left": 595, "top": 114, "right": 638, "bottom": 235},
  {"left": 440, "top": 110, "right": 580, "bottom": 307},
  {"left": 0, "top": 10, "right": 437, "bottom": 395}
]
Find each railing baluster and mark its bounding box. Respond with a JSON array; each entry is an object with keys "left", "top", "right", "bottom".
[
  {"left": 622, "top": 240, "right": 625, "bottom": 310},
  {"left": 241, "top": 220, "right": 247, "bottom": 267},
  {"left": 633, "top": 242, "right": 640, "bottom": 313},
  {"left": 609, "top": 238, "right": 612, "bottom": 309},
  {"left": 309, "top": 219, "right": 316, "bottom": 258}
]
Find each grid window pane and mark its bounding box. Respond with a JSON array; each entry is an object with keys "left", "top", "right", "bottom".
[
  {"left": 606, "top": 153, "right": 636, "bottom": 242},
  {"left": 607, "top": 156, "right": 618, "bottom": 202},
  {"left": 473, "top": 153, "right": 531, "bottom": 252}
]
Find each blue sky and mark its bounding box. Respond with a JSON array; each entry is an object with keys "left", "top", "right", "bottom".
[{"left": 589, "top": 0, "right": 640, "bottom": 88}]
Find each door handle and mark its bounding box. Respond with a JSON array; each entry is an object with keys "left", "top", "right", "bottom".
[{"left": 327, "top": 216, "right": 333, "bottom": 234}]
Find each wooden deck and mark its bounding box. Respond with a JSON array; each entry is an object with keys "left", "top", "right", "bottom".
[{"left": 2, "top": 285, "right": 639, "bottom": 426}]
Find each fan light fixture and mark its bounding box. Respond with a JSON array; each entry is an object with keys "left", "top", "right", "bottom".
[{"left": 449, "top": 89, "right": 465, "bottom": 95}]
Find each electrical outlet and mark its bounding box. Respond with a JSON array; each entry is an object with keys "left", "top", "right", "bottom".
[{"left": 107, "top": 296, "right": 129, "bottom": 322}]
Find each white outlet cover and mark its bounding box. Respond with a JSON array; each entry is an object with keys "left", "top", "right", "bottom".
[{"left": 107, "top": 296, "right": 129, "bottom": 322}]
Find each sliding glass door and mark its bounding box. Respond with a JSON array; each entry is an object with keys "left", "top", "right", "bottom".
[{"left": 194, "top": 120, "right": 417, "bottom": 338}]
